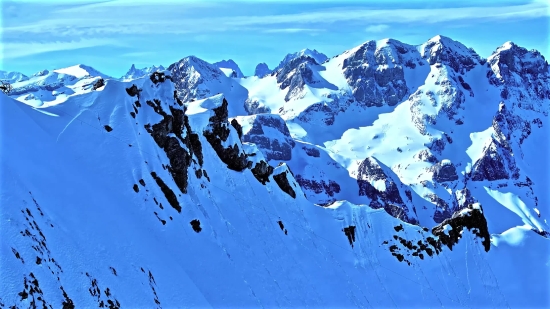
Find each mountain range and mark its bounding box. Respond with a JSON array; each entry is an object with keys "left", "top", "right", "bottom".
[{"left": 1, "top": 35, "right": 549, "bottom": 308}]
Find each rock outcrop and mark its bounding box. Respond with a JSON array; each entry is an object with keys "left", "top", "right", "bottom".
[
  {"left": 235, "top": 114, "right": 295, "bottom": 161},
  {"left": 357, "top": 157, "right": 418, "bottom": 224}
]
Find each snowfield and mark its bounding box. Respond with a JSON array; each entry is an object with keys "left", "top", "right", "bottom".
[{"left": 1, "top": 34, "right": 549, "bottom": 308}]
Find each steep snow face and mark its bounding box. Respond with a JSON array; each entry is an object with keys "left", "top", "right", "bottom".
[
  {"left": 168, "top": 56, "right": 249, "bottom": 117},
  {"left": 120, "top": 64, "right": 165, "bottom": 81},
  {"left": 213, "top": 59, "right": 244, "bottom": 78},
  {"left": 0, "top": 70, "right": 29, "bottom": 83}
]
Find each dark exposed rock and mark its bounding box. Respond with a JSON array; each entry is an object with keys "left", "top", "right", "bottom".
[
  {"left": 251, "top": 161, "right": 274, "bottom": 185},
  {"left": 241, "top": 114, "right": 295, "bottom": 161},
  {"left": 296, "top": 102, "right": 336, "bottom": 125},
  {"left": 357, "top": 157, "right": 417, "bottom": 224},
  {"left": 295, "top": 175, "right": 340, "bottom": 197},
  {"left": 425, "top": 193, "right": 451, "bottom": 223},
  {"left": 342, "top": 40, "right": 412, "bottom": 107},
  {"left": 148, "top": 114, "right": 191, "bottom": 193},
  {"left": 425, "top": 137, "right": 446, "bottom": 155},
  {"left": 432, "top": 204, "right": 490, "bottom": 252},
  {"left": 125, "top": 84, "right": 141, "bottom": 98},
  {"left": 149, "top": 72, "right": 171, "bottom": 84},
  {"left": 168, "top": 56, "right": 239, "bottom": 103},
  {"left": 190, "top": 219, "right": 202, "bottom": 233},
  {"left": 276, "top": 56, "right": 320, "bottom": 102},
  {"left": 488, "top": 42, "right": 550, "bottom": 107},
  {"left": 421, "top": 36, "right": 481, "bottom": 73},
  {"left": 471, "top": 138, "right": 518, "bottom": 181},
  {"left": 429, "top": 160, "right": 458, "bottom": 183},
  {"left": 104, "top": 125, "right": 113, "bottom": 132},
  {"left": 302, "top": 146, "right": 320, "bottom": 157},
  {"left": 92, "top": 78, "right": 105, "bottom": 90},
  {"left": 457, "top": 75, "right": 471, "bottom": 91},
  {"left": 230, "top": 119, "right": 243, "bottom": 140},
  {"left": 150, "top": 172, "right": 181, "bottom": 213},
  {"left": 343, "top": 226, "right": 356, "bottom": 247},
  {"left": 144, "top": 96, "right": 204, "bottom": 195},
  {"left": 203, "top": 98, "right": 249, "bottom": 171},
  {"left": 414, "top": 149, "right": 438, "bottom": 163},
  {"left": 273, "top": 170, "right": 296, "bottom": 198}
]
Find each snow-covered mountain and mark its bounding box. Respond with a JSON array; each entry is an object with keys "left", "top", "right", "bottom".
[
  {"left": 8, "top": 64, "right": 111, "bottom": 108},
  {"left": 2, "top": 35, "right": 549, "bottom": 308},
  {"left": 0, "top": 70, "right": 29, "bottom": 83},
  {"left": 273, "top": 48, "right": 329, "bottom": 73}
]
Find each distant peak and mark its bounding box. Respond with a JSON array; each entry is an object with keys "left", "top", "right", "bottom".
[{"left": 428, "top": 34, "right": 452, "bottom": 43}]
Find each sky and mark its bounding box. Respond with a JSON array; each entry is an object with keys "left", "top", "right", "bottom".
[{"left": 1, "top": 0, "right": 549, "bottom": 78}]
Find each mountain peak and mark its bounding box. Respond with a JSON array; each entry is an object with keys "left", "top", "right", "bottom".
[
  {"left": 254, "top": 63, "right": 272, "bottom": 78},
  {"left": 274, "top": 49, "right": 328, "bottom": 73},
  {"left": 53, "top": 64, "right": 108, "bottom": 79},
  {"left": 420, "top": 35, "right": 482, "bottom": 72}
]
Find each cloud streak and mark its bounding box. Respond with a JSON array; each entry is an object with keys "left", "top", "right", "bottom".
[
  {"left": 263, "top": 28, "right": 325, "bottom": 33},
  {"left": 365, "top": 24, "right": 389, "bottom": 33},
  {"left": 2, "top": 39, "right": 123, "bottom": 59},
  {"left": 3, "top": 1, "right": 548, "bottom": 40}
]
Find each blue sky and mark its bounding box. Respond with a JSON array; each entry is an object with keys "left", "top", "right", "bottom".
[{"left": 1, "top": 0, "right": 549, "bottom": 78}]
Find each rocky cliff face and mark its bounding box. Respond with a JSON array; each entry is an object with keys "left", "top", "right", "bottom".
[
  {"left": 235, "top": 114, "right": 295, "bottom": 161},
  {"left": 357, "top": 157, "right": 418, "bottom": 225},
  {"left": 488, "top": 42, "right": 550, "bottom": 113},
  {"left": 276, "top": 55, "right": 323, "bottom": 102},
  {"left": 342, "top": 39, "right": 415, "bottom": 107}
]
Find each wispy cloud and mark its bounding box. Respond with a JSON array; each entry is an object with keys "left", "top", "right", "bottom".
[
  {"left": 222, "top": 2, "right": 549, "bottom": 26},
  {"left": 3, "top": 1, "right": 548, "bottom": 40},
  {"left": 263, "top": 28, "right": 325, "bottom": 33},
  {"left": 364, "top": 24, "right": 389, "bottom": 33},
  {"left": 2, "top": 39, "right": 123, "bottom": 59}
]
